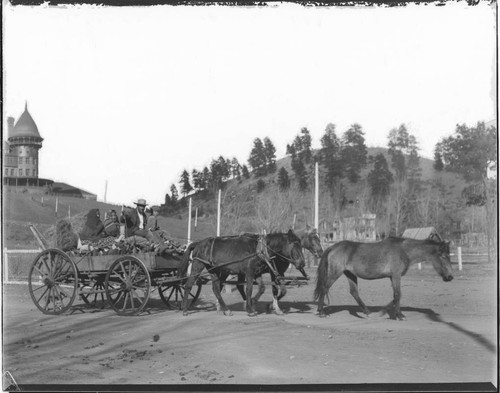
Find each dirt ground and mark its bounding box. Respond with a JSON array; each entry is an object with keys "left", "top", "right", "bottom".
[{"left": 2, "top": 261, "right": 498, "bottom": 390}]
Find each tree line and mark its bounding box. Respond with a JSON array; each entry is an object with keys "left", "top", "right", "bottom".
[{"left": 161, "top": 120, "right": 497, "bottom": 258}]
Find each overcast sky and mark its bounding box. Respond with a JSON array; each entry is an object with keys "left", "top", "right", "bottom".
[{"left": 3, "top": 2, "right": 496, "bottom": 206}]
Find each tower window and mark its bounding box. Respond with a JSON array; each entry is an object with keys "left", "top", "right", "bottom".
[
  {"left": 19, "top": 169, "right": 23, "bottom": 176},
  {"left": 10, "top": 169, "right": 14, "bottom": 176},
  {"left": 26, "top": 169, "right": 31, "bottom": 177},
  {"left": 5, "top": 168, "right": 8, "bottom": 176},
  {"left": 18, "top": 157, "right": 22, "bottom": 164}
]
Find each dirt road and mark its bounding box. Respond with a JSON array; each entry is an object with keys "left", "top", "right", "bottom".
[{"left": 2, "top": 262, "right": 497, "bottom": 389}]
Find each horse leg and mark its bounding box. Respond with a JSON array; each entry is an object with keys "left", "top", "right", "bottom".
[
  {"left": 181, "top": 263, "right": 202, "bottom": 316},
  {"left": 391, "top": 275, "right": 405, "bottom": 320},
  {"left": 268, "top": 278, "right": 286, "bottom": 315},
  {"left": 245, "top": 274, "right": 258, "bottom": 317},
  {"left": 251, "top": 275, "right": 266, "bottom": 304},
  {"left": 211, "top": 273, "right": 233, "bottom": 316},
  {"left": 317, "top": 267, "right": 343, "bottom": 318},
  {"left": 380, "top": 276, "right": 405, "bottom": 320},
  {"left": 344, "top": 271, "right": 370, "bottom": 316},
  {"left": 236, "top": 273, "right": 247, "bottom": 301}
]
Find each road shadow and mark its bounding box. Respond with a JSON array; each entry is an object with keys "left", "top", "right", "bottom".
[{"left": 321, "top": 304, "right": 496, "bottom": 354}]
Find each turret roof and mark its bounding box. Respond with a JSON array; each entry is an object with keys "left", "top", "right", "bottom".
[{"left": 10, "top": 103, "right": 43, "bottom": 140}]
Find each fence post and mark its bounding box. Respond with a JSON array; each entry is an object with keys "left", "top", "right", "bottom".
[
  {"left": 458, "top": 246, "right": 462, "bottom": 271},
  {"left": 3, "top": 248, "right": 8, "bottom": 283}
]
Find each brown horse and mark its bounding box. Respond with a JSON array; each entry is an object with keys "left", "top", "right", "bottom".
[
  {"left": 240, "top": 227, "right": 323, "bottom": 314},
  {"left": 178, "top": 232, "right": 305, "bottom": 316},
  {"left": 314, "top": 237, "right": 453, "bottom": 320}
]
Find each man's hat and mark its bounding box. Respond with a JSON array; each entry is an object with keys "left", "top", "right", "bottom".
[{"left": 134, "top": 198, "right": 147, "bottom": 206}]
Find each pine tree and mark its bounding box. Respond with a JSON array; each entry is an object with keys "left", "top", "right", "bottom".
[
  {"left": 263, "top": 137, "right": 277, "bottom": 173},
  {"left": 341, "top": 123, "right": 367, "bottom": 183},
  {"left": 367, "top": 154, "right": 394, "bottom": 198},
  {"left": 179, "top": 169, "right": 193, "bottom": 197},
  {"left": 433, "top": 145, "right": 444, "bottom": 171},
  {"left": 277, "top": 167, "right": 290, "bottom": 191},
  {"left": 319, "top": 123, "right": 343, "bottom": 193},
  {"left": 241, "top": 165, "right": 250, "bottom": 179},
  {"left": 248, "top": 138, "right": 267, "bottom": 177},
  {"left": 170, "top": 184, "right": 178, "bottom": 205}
]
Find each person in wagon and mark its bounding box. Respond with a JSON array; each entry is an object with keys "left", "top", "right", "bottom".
[
  {"left": 120, "top": 198, "right": 155, "bottom": 242},
  {"left": 79, "top": 208, "right": 105, "bottom": 241},
  {"left": 146, "top": 205, "right": 171, "bottom": 242},
  {"left": 103, "top": 209, "right": 120, "bottom": 238}
]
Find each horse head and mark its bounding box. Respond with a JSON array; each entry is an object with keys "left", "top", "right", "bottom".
[
  {"left": 432, "top": 240, "right": 454, "bottom": 282},
  {"left": 301, "top": 225, "right": 323, "bottom": 258},
  {"left": 286, "top": 229, "right": 305, "bottom": 269}
]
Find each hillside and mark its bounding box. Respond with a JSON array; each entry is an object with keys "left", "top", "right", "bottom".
[
  {"left": 2, "top": 191, "right": 215, "bottom": 249},
  {"left": 170, "top": 147, "right": 468, "bottom": 227},
  {"left": 2, "top": 147, "right": 470, "bottom": 249}
]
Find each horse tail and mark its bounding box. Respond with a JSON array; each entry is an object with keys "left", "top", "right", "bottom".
[
  {"left": 177, "top": 241, "right": 198, "bottom": 278},
  {"left": 313, "top": 248, "right": 330, "bottom": 303}
]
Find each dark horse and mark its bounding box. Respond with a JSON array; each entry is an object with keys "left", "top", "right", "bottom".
[
  {"left": 236, "top": 227, "right": 323, "bottom": 314},
  {"left": 178, "top": 231, "right": 305, "bottom": 316},
  {"left": 314, "top": 237, "right": 454, "bottom": 320}
]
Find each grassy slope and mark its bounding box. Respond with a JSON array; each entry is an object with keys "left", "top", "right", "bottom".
[
  {"left": 2, "top": 147, "right": 467, "bottom": 249},
  {"left": 2, "top": 192, "right": 215, "bottom": 249}
]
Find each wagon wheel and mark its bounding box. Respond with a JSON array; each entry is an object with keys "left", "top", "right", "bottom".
[
  {"left": 80, "top": 278, "right": 113, "bottom": 308},
  {"left": 28, "top": 249, "right": 78, "bottom": 315},
  {"left": 158, "top": 277, "right": 202, "bottom": 310},
  {"left": 104, "top": 256, "right": 151, "bottom": 316}
]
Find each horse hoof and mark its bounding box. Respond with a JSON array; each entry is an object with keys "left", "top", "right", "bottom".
[
  {"left": 224, "top": 310, "right": 233, "bottom": 316},
  {"left": 182, "top": 312, "right": 189, "bottom": 316},
  {"left": 318, "top": 313, "right": 327, "bottom": 318},
  {"left": 273, "top": 309, "right": 284, "bottom": 316},
  {"left": 248, "top": 312, "right": 258, "bottom": 317}
]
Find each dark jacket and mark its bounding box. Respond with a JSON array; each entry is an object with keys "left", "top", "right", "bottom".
[{"left": 121, "top": 208, "right": 147, "bottom": 237}]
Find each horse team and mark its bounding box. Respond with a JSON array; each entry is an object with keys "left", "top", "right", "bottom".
[{"left": 177, "top": 227, "right": 454, "bottom": 320}]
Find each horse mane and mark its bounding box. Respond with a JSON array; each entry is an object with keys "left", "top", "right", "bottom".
[{"left": 389, "top": 236, "right": 445, "bottom": 246}]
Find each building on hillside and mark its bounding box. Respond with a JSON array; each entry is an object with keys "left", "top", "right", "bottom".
[
  {"left": 321, "top": 213, "right": 377, "bottom": 243},
  {"left": 402, "top": 227, "right": 443, "bottom": 242},
  {"left": 3, "top": 103, "right": 53, "bottom": 188},
  {"left": 3, "top": 102, "right": 96, "bottom": 199},
  {"left": 51, "top": 182, "right": 97, "bottom": 200}
]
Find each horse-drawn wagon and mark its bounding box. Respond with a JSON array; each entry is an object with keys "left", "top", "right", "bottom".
[
  {"left": 27, "top": 226, "right": 322, "bottom": 317},
  {"left": 28, "top": 247, "right": 205, "bottom": 316}
]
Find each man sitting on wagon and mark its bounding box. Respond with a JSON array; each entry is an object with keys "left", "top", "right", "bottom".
[{"left": 121, "top": 198, "right": 156, "bottom": 244}]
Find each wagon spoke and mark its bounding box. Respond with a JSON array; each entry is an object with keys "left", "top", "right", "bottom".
[
  {"left": 121, "top": 292, "right": 130, "bottom": 311},
  {"left": 33, "top": 265, "right": 48, "bottom": 277},
  {"left": 110, "top": 272, "right": 128, "bottom": 285},
  {"left": 43, "top": 287, "right": 53, "bottom": 311},
  {"left": 58, "top": 285, "right": 73, "bottom": 299},
  {"left": 119, "top": 262, "right": 129, "bottom": 280},
  {"left": 36, "top": 285, "right": 50, "bottom": 304},
  {"left": 53, "top": 260, "right": 71, "bottom": 280},
  {"left": 41, "top": 257, "right": 52, "bottom": 276}
]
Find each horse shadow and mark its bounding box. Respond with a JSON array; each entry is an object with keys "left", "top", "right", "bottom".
[{"left": 321, "top": 304, "right": 496, "bottom": 354}]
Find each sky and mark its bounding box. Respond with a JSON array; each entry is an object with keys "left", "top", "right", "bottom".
[{"left": 3, "top": 2, "right": 496, "bottom": 206}]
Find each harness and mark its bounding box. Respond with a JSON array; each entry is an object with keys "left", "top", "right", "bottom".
[{"left": 186, "top": 235, "right": 282, "bottom": 283}]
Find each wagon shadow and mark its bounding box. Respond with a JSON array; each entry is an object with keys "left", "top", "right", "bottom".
[{"left": 321, "top": 304, "right": 496, "bottom": 353}]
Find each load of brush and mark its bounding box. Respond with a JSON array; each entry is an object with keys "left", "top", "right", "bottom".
[{"left": 43, "top": 215, "right": 187, "bottom": 257}]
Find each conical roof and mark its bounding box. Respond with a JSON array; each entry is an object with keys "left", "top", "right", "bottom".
[{"left": 10, "top": 103, "right": 42, "bottom": 140}]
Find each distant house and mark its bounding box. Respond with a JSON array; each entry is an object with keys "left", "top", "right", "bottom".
[
  {"left": 51, "top": 182, "right": 97, "bottom": 200},
  {"left": 321, "top": 214, "right": 377, "bottom": 243},
  {"left": 402, "top": 227, "right": 443, "bottom": 242}
]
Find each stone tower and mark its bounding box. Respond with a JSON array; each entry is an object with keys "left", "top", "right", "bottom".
[{"left": 7, "top": 102, "right": 43, "bottom": 178}]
